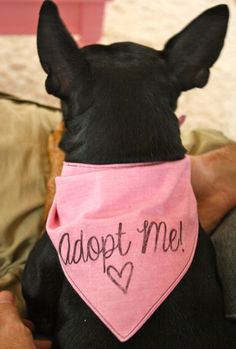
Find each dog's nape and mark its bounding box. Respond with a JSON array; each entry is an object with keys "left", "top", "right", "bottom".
[{"left": 37, "top": 1, "right": 229, "bottom": 164}]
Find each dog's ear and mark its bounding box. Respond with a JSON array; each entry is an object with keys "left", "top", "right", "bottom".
[
  {"left": 163, "top": 5, "right": 229, "bottom": 91},
  {"left": 37, "top": 0, "right": 89, "bottom": 98}
]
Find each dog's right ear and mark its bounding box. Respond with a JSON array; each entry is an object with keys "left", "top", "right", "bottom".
[
  {"left": 37, "top": 0, "right": 89, "bottom": 99},
  {"left": 163, "top": 5, "right": 229, "bottom": 91}
]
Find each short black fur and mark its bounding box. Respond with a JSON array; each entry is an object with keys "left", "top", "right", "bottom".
[{"left": 22, "top": 2, "right": 236, "bottom": 348}]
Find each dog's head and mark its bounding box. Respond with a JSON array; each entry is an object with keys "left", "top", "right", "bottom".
[{"left": 37, "top": 1, "right": 229, "bottom": 164}]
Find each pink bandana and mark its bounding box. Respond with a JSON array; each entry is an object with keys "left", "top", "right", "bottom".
[{"left": 46, "top": 156, "right": 198, "bottom": 342}]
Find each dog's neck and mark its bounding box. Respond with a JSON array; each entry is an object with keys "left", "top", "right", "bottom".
[
  {"left": 60, "top": 125, "right": 186, "bottom": 165},
  {"left": 59, "top": 100, "right": 186, "bottom": 165}
]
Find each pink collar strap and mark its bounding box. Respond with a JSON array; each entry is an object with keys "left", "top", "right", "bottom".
[{"left": 46, "top": 156, "right": 198, "bottom": 342}]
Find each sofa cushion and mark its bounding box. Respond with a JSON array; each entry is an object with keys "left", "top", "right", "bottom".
[{"left": 0, "top": 92, "right": 61, "bottom": 315}]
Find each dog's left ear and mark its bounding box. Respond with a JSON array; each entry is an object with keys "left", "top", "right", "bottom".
[
  {"left": 163, "top": 5, "right": 229, "bottom": 91},
  {"left": 37, "top": 0, "right": 89, "bottom": 99}
]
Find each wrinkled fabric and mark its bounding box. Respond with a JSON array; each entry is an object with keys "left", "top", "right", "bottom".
[
  {"left": 0, "top": 93, "right": 61, "bottom": 314},
  {"left": 182, "top": 128, "right": 232, "bottom": 155},
  {"left": 47, "top": 156, "right": 198, "bottom": 341}
]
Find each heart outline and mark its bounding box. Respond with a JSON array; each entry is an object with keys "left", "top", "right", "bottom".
[{"left": 107, "top": 262, "right": 134, "bottom": 294}]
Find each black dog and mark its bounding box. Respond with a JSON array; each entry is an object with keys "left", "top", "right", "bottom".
[{"left": 22, "top": 1, "right": 236, "bottom": 348}]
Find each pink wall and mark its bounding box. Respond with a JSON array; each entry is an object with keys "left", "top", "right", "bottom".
[{"left": 0, "top": 0, "right": 111, "bottom": 46}]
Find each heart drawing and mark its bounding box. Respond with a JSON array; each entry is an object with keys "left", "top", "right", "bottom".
[{"left": 107, "top": 262, "right": 134, "bottom": 294}]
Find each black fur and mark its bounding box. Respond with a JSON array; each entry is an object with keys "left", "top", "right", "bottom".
[{"left": 22, "top": 2, "right": 236, "bottom": 348}]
